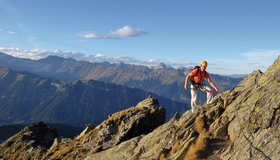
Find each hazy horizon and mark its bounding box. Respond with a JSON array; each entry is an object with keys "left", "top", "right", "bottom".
[{"left": 0, "top": 0, "right": 279, "bottom": 74}]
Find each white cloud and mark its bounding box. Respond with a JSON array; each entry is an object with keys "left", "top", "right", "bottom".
[
  {"left": 0, "top": 47, "right": 218, "bottom": 71},
  {"left": 7, "top": 31, "right": 17, "bottom": 35},
  {"left": 111, "top": 26, "right": 145, "bottom": 37},
  {"left": 82, "top": 33, "right": 112, "bottom": 39},
  {"left": 82, "top": 26, "right": 146, "bottom": 39},
  {"left": 0, "top": 47, "right": 47, "bottom": 59},
  {"left": 1, "top": 47, "right": 278, "bottom": 75},
  {"left": 0, "top": 29, "right": 17, "bottom": 34},
  {"left": 148, "top": 59, "right": 156, "bottom": 63},
  {"left": 95, "top": 53, "right": 104, "bottom": 58},
  {"left": 83, "top": 33, "right": 97, "bottom": 38},
  {"left": 0, "top": 47, "right": 190, "bottom": 69}
]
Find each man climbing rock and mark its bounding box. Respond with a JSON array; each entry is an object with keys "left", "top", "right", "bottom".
[{"left": 184, "top": 60, "right": 219, "bottom": 112}]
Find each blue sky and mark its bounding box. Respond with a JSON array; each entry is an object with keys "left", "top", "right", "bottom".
[{"left": 0, "top": 0, "right": 279, "bottom": 74}]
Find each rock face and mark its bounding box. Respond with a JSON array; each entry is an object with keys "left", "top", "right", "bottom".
[
  {"left": 43, "top": 97, "right": 166, "bottom": 160},
  {"left": 0, "top": 122, "right": 58, "bottom": 160},
  {"left": 85, "top": 56, "right": 280, "bottom": 160}
]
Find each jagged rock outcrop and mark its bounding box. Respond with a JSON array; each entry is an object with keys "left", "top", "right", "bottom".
[
  {"left": 85, "top": 56, "right": 280, "bottom": 160},
  {"left": 43, "top": 97, "right": 166, "bottom": 160},
  {"left": 0, "top": 122, "right": 58, "bottom": 160}
]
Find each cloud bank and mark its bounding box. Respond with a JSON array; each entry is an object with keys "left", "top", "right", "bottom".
[
  {"left": 82, "top": 26, "right": 146, "bottom": 39},
  {"left": 0, "top": 47, "right": 278, "bottom": 75},
  {"left": 0, "top": 47, "right": 192, "bottom": 69}
]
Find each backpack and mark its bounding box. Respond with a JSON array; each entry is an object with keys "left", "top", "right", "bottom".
[
  {"left": 192, "top": 66, "right": 200, "bottom": 72},
  {"left": 190, "top": 66, "right": 207, "bottom": 85}
]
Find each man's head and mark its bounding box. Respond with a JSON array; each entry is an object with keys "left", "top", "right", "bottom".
[{"left": 200, "top": 60, "right": 207, "bottom": 71}]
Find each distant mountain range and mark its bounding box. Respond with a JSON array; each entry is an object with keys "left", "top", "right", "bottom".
[
  {"left": 0, "top": 48, "right": 189, "bottom": 68},
  {"left": 0, "top": 67, "right": 187, "bottom": 127},
  {"left": 0, "top": 52, "right": 242, "bottom": 104}
]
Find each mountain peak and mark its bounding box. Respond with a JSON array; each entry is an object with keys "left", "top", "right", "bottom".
[
  {"left": 264, "top": 55, "right": 280, "bottom": 73},
  {"left": 258, "top": 55, "right": 280, "bottom": 85},
  {"left": 152, "top": 62, "right": 174, "bottom": 70},
  {"left": 136, "top": 95, "right": 160, "bottom": 108},
  {"left": 39, "top": 55, "right": 66, "bottom": 63}
]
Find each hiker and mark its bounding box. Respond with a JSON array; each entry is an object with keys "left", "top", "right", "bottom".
[{"left": 184, "top": 60, "right": 219, "bottom": 112}]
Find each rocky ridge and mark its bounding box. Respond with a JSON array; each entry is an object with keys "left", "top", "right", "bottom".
[
  {"left": 0, "top": 56, "right": 279, "bottom": 160},
  {"left": 85, "top": 56, "right": 280, "bottom": 160}
]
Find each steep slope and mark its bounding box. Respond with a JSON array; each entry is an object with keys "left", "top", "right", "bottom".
[
  {"left": 0, "top": 67, "right": 187, "bottom": 127},
  {"left": 85, "top": 56, "right": 280, "bottom": 160},
  {"left": 44, "top": 97, "right": 165, "bottom": 160},
  {"left": 0, "top": 52, "right": 241, "bottom": 103},
  {"left": 0, "top": 98, "right": 166, "bottom": 160}
]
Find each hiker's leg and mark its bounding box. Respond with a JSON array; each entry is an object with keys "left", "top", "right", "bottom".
[
  {"left": 205, "top": 86, "right": 214, "bottom": 104},
  {"left": 190, "top": 84, "right": 198, "bottom": 112}
]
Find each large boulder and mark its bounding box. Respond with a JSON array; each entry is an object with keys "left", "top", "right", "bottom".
[{"left": 44, "top": 96, "right": 166, "bottom": 160}]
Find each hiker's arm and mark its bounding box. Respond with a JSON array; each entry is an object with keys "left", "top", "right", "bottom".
[
  {"left": 207, "top": 77, "right": 219, "bottom": 92},
  {"left": 184, "top": 73, "right": 192, "bottom": 90}
]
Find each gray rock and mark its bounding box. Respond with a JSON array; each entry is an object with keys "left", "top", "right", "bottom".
[
  {"left": 45, "top": 97, "right": 166, "bottom": 160},
  {"left": 86, "top": 56, "right": 280, "bottom": 160}
]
